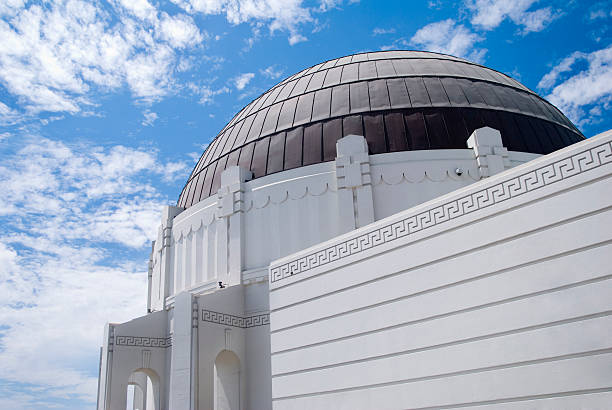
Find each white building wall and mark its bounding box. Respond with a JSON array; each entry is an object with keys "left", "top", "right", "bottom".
[
  {"left": 161, "top": 130, "right": 533, "bottom": 303},
  {"left": 268, "top": 130, "right": 612, "bottom": 409}
]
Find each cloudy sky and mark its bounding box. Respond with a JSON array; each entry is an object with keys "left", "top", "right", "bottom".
[{"left": 0, "top": 0, "right": 610, "bottom": 408}]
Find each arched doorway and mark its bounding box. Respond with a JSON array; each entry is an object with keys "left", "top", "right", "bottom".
[
  {"left": 126, "top": 368, "right": 161, "bottom": 410},
  {"left": 214, "top": 350, "right": 240, "bottom": 410}
]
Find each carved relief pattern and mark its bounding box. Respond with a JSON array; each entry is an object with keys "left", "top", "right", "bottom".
[
  {"left": 201, "top": 309, "right": 270, "bottom": 328},
  {"left": 114, "top": 335, "right": 172, "bottom": 348},
  {"left": 270, "top": 140, "right": 612, "bottom": 283}
]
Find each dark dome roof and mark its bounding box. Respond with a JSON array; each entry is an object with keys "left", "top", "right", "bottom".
[{"left": 178, "top": 50, "right": 584, "bottom": 209}]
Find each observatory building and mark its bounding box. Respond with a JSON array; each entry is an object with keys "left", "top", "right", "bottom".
[{"left": 97, "top": 51, "right": 612, "bottom": 410}]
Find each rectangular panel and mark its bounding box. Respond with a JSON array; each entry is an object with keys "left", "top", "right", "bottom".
[
  {"left": 358, "top": 61, "right": 377, "bottom": 80},
  {"left": 251, "top": 136, "right": 270, "bottom": 178},
  {"left": 497, "top": 111, "right": 529, "bottom": 153},
  {"left": 350, "top": 53, "right": 367, "bottom": 63},
  {"left": 443, "top": 109, "right": 469, "bottom": 147},
  {"left": 474, "top": 81, "right": 504, "bottom": 108},
  {"left": 305, "top": 70, "right": 326, "bottom": 92},
  {"left": 293, "top": 92, "right": 315, "bottom": 126},
  {"left": 424, "top": 111, "right": 451, "bottom": 147},
  {"left": 342, "top": 115, "right": 363, "bottom": 137},
  {"left": 303, "top": 123, "right": 322, "bottom": 165},
  {"left": 322, "top": 66, "right": 342, "bottom": 87},
  {"left": 391, "top": 59, "right": 415, "bottom": 75},
  {"left": 289, "top": 74, "right": 313, "bottom": 97},
  {"left": 267, "top": 132, "right": 286, "bottom": 174},
  {"left": 330, "top": 84, "right": 350, "bottom": 117},
  {"left": 276, "top": 97, "right": 299, "bottom": 131},
  {"left": 245, "top": 106, "right": 269, "bottom": 143},
  {"left": 363, "top": 114, "right": 386, "bottom": 154},
  {"left": 311, "top": 88, "right": 332, "bottom": 121},
  {"left": 340, "top": 63, "right": 358, "bottom": 84},
  {"left": 384, "top": 112, "right": 407, "bottom": 152},
  {"left": 260, "top": 102, "right": 283, "bottom": 136},
  {"left": 264, "top": 84, "right": 285, "bottom": 109},
  {"left": 405, "top": 112, "right": 429, "bottom": 149},
  {"left": 404, "top": 77, "right": 431, "bottom": 107},
  {"left": 234, "top": 114, "right": 256, "bottom": 147},
  {"left": 456, "top": 78, "right": 487, "bottom": 108},
  {"left": 368, "top": 79, "right": 391, "bottom": 110},
  {"left": 349, "top": 82, "right": 370, "bottom": 113},
  {"left": 275, "top": 79, "right": 298, "bottom": 102},
  {"left": 320, "top": 59, "right": 338, "bottom": 70},
  {"left": 423, "top": 77, "right": 450, "bottom": 106},
  {"left": 323, "top": 118, "right": 342, "bottom": 161},
  {"left": 195, "top": 166, "right": 212, "bottom": 202},
  {"left": 374, "top": 60, "right": 396, "bottom": 77},
  {"left": 284, "top": 128, "right": 303, "bottom": 170},
  {"left": 336, "top": 55, "right": 352, "bottom": 66},
  {"left": 440, "top": 78, "right": 469, "bottom": 106},
  {"left": 237, "top": 141, "right": 255, "bottom": 170},
  {"left": 200, "top": 163, "right": 215, "bottom": 199},
  {"left": 386, "top": 78, "right": 411, "bottom": 108},
  {"left": 514, "top": 114, "right": 544, "bottom": 154}
]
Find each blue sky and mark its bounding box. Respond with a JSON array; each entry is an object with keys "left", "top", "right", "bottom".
[{"left": 0, "top": 0, "right": 610, "bottom": 408}]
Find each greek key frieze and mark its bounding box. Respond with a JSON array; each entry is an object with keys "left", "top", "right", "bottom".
[
  {"left": 270, "top": 140, "right": 612, "bottom": 283},
  {"left": 114, "top": 335, "right": 172, "bottom": 348},
  {"left": 201, "top": 309, "right": 270, "bottom": 328}
]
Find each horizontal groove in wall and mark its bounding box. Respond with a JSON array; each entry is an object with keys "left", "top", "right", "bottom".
[
  {"left": 270, "top": 205, "right": 612, "bottom": 334},
  {"left": 271, "top": 203, "right": 612, "bottom": 318},
  {"left": 272, "top": 348, "right": 612, "bottom": 401},
  {"left": 406, "top": 387, "right": 612, "bottom": 410},
  {"left": 271, "top": 272, "right": 612, "bottom": 355},
  {"left": 271, "top": 310, "right": 612, "bottom": 378}
]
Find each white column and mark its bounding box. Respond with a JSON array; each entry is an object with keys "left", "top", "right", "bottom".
[
  {"left": 335, "top": 134, "right": 375, "bottom": 231},
  {"left": 169, "top": 292, "right": 197, "bottom": 410},
  {"left": 215, "top": 166, "right": 252, "bottom": 286},
  {"left": 467, "top": 126, "right": 510, "bottom": 178}
]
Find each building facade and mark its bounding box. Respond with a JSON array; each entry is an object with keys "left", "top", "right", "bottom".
[{"left": 97, "top": 51, "right": 612, "bottom": 410}]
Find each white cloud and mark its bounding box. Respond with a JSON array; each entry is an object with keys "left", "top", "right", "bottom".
[
  {"left": 260, "top": 65, "right": 284, "bottom": 80},
  {"left": 289, "top": 32, "right": 308, "bottom": 45},
  {"left": 0, "top": 132, "right": 10, "bottom": 141},
  {"left": 0, "top": 101, "right": 23, "bottom": 125},
  {"left": 0, "top": 136, "right": 189, "bottom": 407},
  {"left": 466, "top": 0, "right": 558, "bottom": 34},
  {"left": 171, "top": 0, "right": 351, "bottom": 45},
  {"left": 233, "top": 72, "right": 255, "bottom": 90},
  {"left": 142, "top": 110, "right": 159, "bottom": 126},
  {"left": 410, "top": 19, "right": 486, "bottom": 62},
  {"left": 372, "top": 27, "right": 395, "bottom": 36},
  {"left": 187, "top": 82, "right": 230, "bottom": 104},
  {"left": 0, "top": 0, "right": 206, "bottom": 114},
  {"left": 539, "top": 44, "right": 612, "bottom": 126}
]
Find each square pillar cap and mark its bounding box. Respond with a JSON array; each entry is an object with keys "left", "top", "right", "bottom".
[{"left": 467, "top": 126, "right": 504, "bottom": 148}]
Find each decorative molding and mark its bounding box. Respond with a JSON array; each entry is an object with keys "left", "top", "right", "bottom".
[
  {"left": 201, "top": 309, "right": 270, "bottom": 328},
  {"left": 270, "top": 139, "right": 612, "bottom": 283},
  {"left": 114, "top": 335, "right": 172, "bottom": 348}
]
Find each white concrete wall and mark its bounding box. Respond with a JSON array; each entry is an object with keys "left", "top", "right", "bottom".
[
  {"left": 98, "top": 310, "right": 169, "bottom": 410},
  {"left": 268, "top": 130, "right": 612, "bottom": 409},
  {"left": 154, "top": 131, "right": 535, "bottom": 305}
]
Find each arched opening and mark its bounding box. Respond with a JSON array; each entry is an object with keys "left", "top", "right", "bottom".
[
  {"left": 126, "top": 368, "right": 161, "bottom": 410},
  {"left": 214, "top": 350, "right": 241, "bottom": 410}
]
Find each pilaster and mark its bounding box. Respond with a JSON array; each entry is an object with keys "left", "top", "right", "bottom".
[
  {"left": 467, "top": 126, "right": 510, "bottom": 178},
  {"left": 169, "top": 291, "right": 196, "bottom": 410},
  {"left": 216, "top": 166, "right": 252, "bottom": 286},
  {"left": 335, "top": 134, "right": 375, "bottom": 231}
]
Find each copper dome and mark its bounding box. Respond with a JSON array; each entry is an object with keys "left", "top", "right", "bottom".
[{"left": 178, "top": 50, "right": 584, "bottom": 209}]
